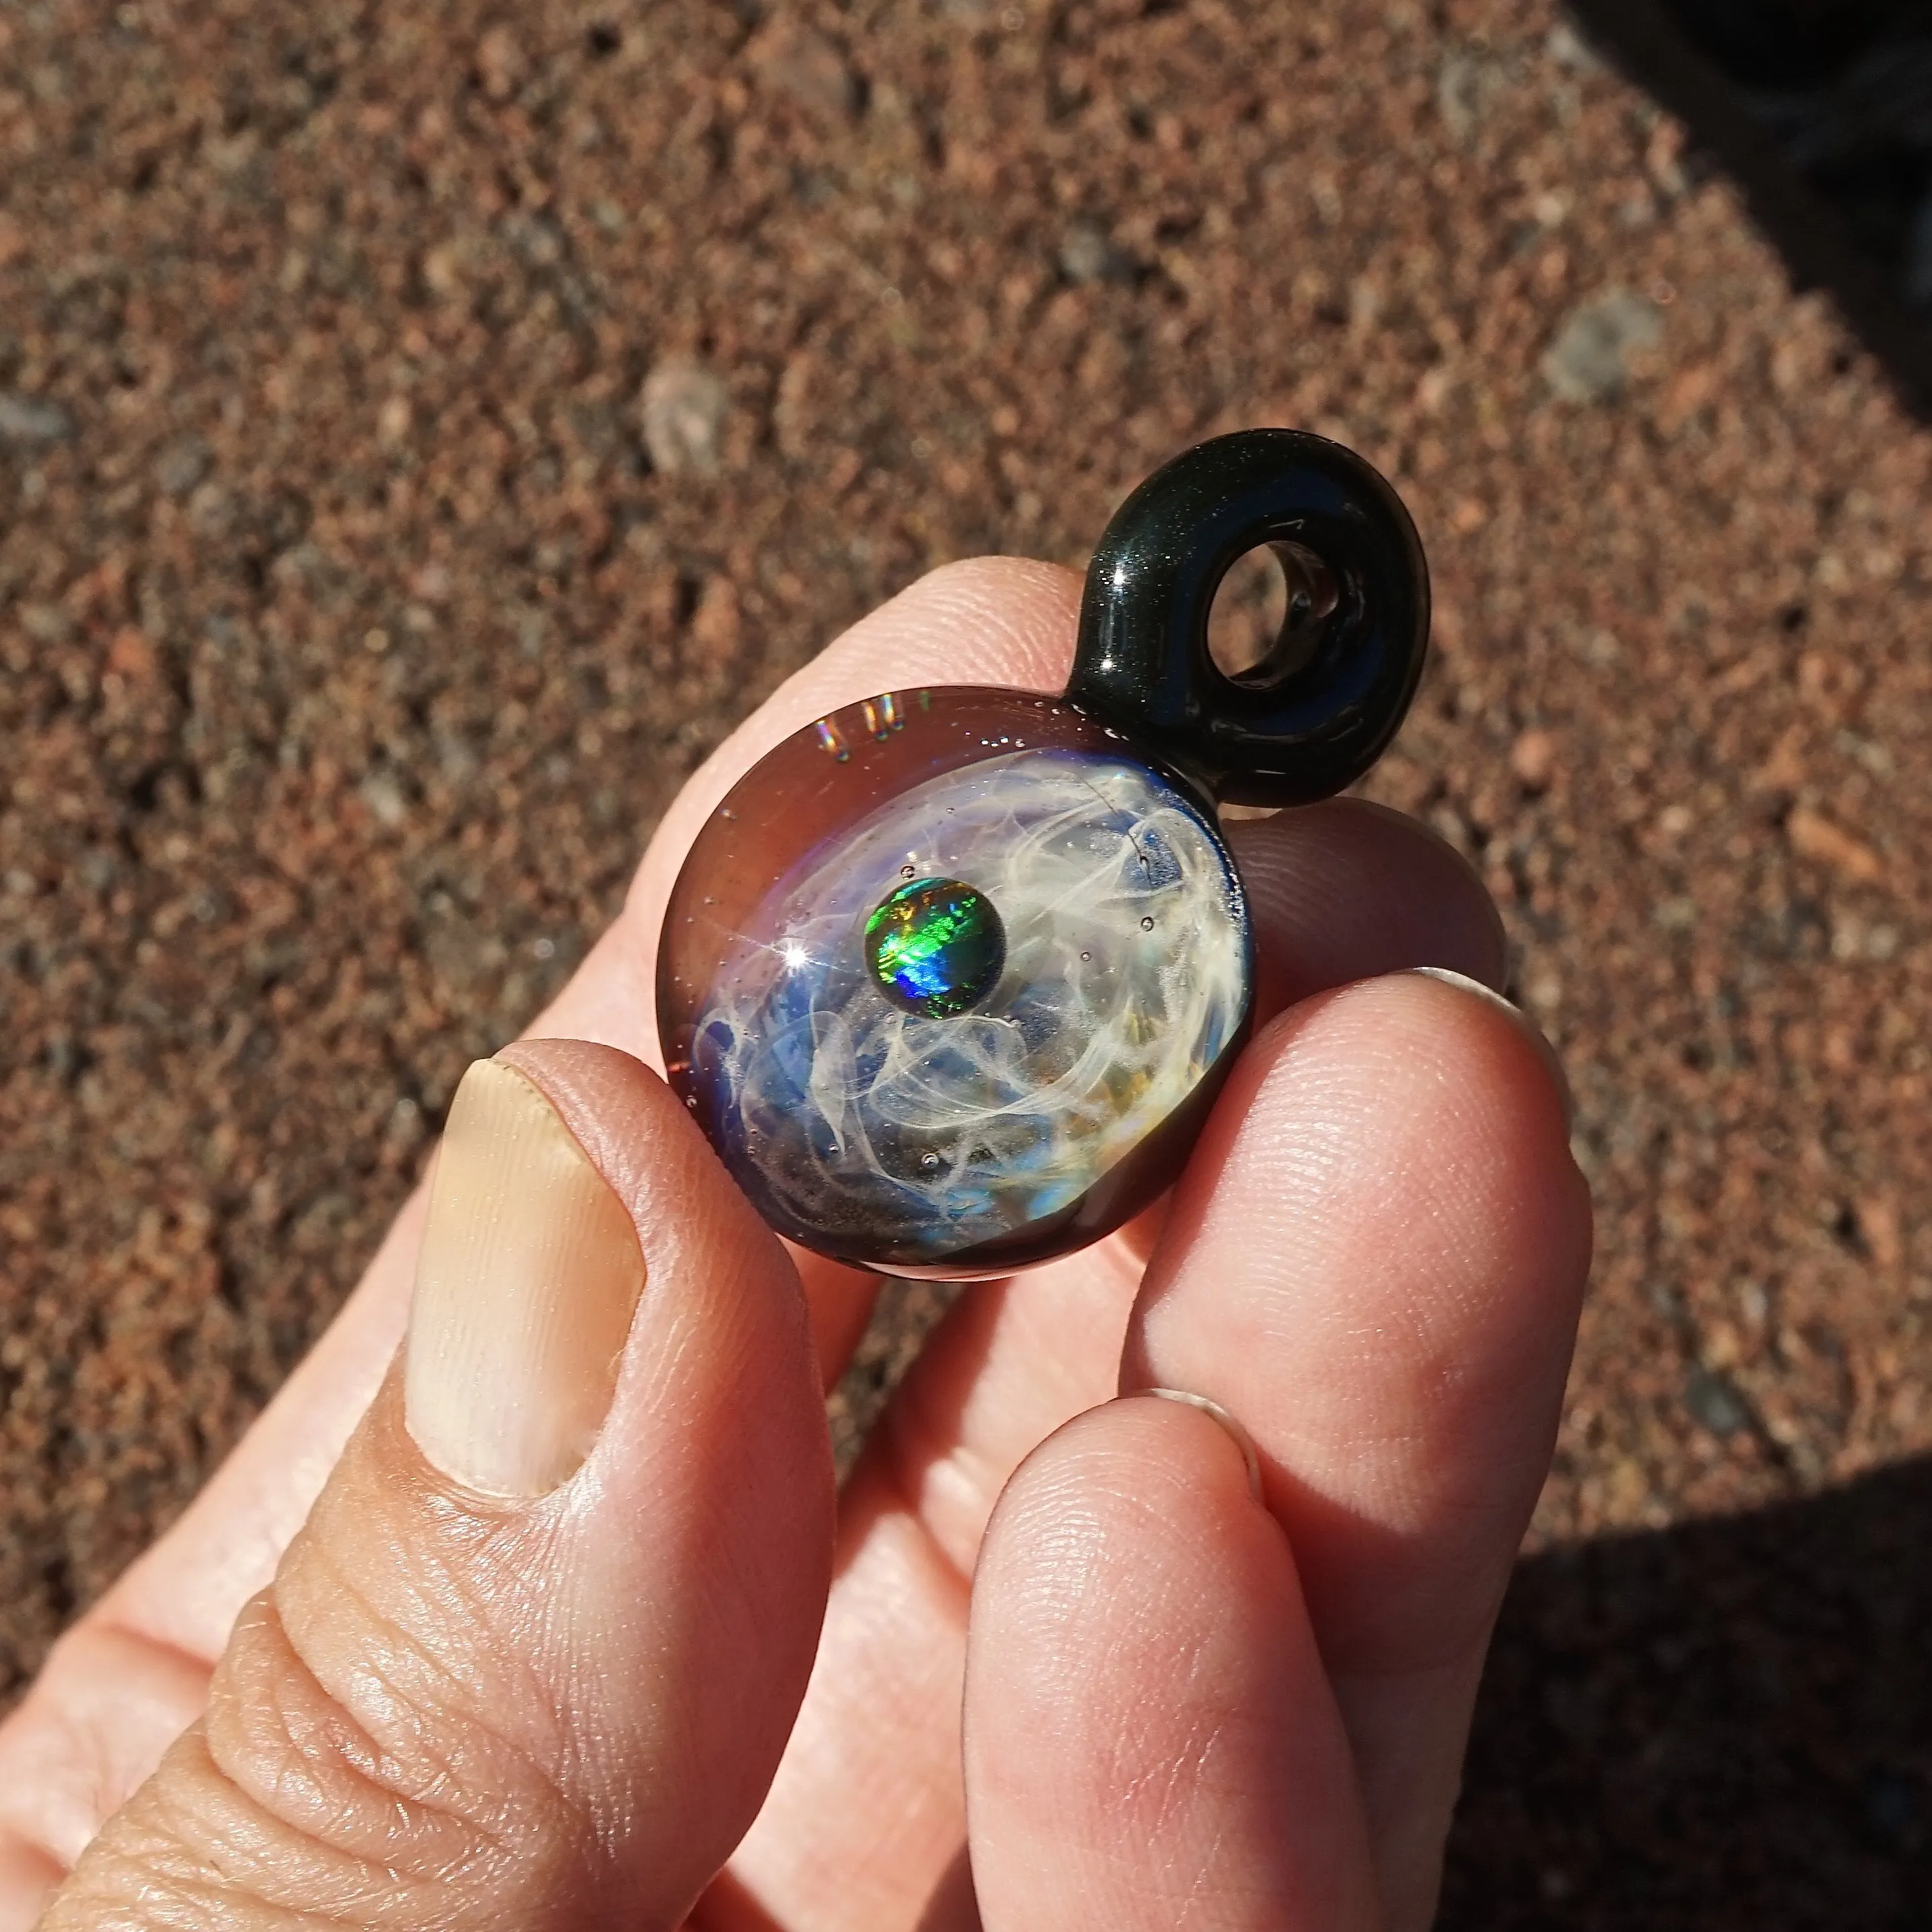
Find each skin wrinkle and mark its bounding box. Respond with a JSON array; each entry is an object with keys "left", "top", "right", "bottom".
[
  {"left": 1169, "top": 1823, "right": 1228, "bottom": 1932},
  {"left": 238, "top": 1637, "right": 463, "bottom": 1837},
  {"left": 252, "top": 1615, "right": 519, "bottom": 1866},
  {"left": 280, "top": 1542, "right": 491, "bottom": 1745},
  {"left": 1135, "top": 1728, "right": 1258, "bottom": 1932},
  {"left": 213, "top": 1593, "right": 547, "bottom": 1882},
  {"left": 254, "top": 1687, "right": 403, "bottom": 1859},
  {"left": 237, "top": 1492, "right": 633, "bottom": 1896},
  {"left": 1116, "top": 1648, "right": 1228, "bottom": 1798},
  {"left": 273, "top": 1537, "right": 573, "bottom": 1833},
  {"left": 62, "top": 1827, "right": 325, "bottom": 1932},
  {"left": 331, "top": 1497, "right": 552, "bottom": 1661},
  {"left": 142, "top": 1734, "right": 437, "bottom": 1927}
]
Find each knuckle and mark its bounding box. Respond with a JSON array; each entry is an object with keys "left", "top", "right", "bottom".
[{"left": 42, "top": 1585, "right": 587, "bottom": 1927}]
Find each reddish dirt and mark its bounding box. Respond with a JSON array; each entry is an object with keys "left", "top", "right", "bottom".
[{"left": 3, "top": 0, "right": 1929, "bottom": 1915}]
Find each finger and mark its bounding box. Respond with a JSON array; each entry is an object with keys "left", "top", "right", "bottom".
[
  {"left": 35, "top": 1044, "right": 833, "bottom": 1931},
  {"left": 1122, "top": 970, "right": 1591, "bottom": 1932},
  {"left": 964, "top": 1396, "right": 1379, "bottom": 1932},
  {"left": 0, "top": 557, "right": 1084, "bottom": 1876},
  {"left": 698, "top": 1244, "right": 1141, "bottom": 1932},
  {"left": 706, "top": 829, "right": 1507, "bottom": 1930},
  {"left": 1105, "top": 800, "right": 1506, "bottom": 1279},
  {"left": 1224, "top": 798, "right": 1506, "bottom": 1015}
]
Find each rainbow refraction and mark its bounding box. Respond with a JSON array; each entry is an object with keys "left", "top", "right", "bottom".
[{"left": 862, "top": 877, "right": 1005, "bottom": 1019}]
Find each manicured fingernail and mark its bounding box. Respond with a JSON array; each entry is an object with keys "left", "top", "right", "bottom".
[
  {"left": 1142, "top": 1388, "right": 1263, "bottom": 1501},
  {"left": 405, "top": 1057, "right": 646, "bottom": 1499},
  {"left": 1405, "top": 966, "right": 1575, "bottom": 1131}
]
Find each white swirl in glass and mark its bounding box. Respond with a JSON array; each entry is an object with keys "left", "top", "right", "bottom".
[{"left": 689, "top": 749, "right": 1249, "bottom": 1261}]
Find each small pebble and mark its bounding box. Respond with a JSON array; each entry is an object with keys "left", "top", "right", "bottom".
[
  {"left": 1511, "top": 728, "right": 1557, "bottom": 792},
  {"left": 1542, "top": 290, "right": 1663, "bottom": 404},
  {"left": 641, "top": 360, "right": 729, "bottom": 476},
  {"left": 0, "top": 391, "right": 75, "bottom": 450},
  {"left": 1685, "top": 1363, "right": 1751, "bottom": 1439}
]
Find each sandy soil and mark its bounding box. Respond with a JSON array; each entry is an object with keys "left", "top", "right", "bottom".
[{"left": 3, "top": 0, "right": 1929, "bottom": 1915}]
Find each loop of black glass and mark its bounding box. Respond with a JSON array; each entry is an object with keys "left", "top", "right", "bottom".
[{"left": 1066, "top": 428, "right": 1431, "bottom": 809}]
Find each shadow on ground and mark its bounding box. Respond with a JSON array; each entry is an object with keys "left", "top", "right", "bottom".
[
  {"left": 1571, "top": 0, "right": 1932, "bottom": 413},
  {"left": 1441, "top": 1457, "right": 1932, "bottom": 1927}
]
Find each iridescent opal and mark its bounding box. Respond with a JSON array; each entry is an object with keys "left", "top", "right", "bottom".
[{"left": 864, "top": 877, "right": 1006, "bottom": 1019}]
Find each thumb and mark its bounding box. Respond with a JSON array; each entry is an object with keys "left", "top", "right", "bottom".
[{"left": 40, "top": 1043, "right": 835, "bottom": 1931}]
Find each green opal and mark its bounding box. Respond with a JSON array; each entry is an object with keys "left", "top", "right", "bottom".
[{"left": 863, "top": 877, "right": 1005, "bottom": 1019}]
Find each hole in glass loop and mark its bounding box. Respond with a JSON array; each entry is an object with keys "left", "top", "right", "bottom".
[{"left": 1205, "top": 540, "right": 1341, "bottom": 689}]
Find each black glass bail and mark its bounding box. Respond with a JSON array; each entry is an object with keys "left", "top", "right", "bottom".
[{"left": 1066, "top": 429, "right": 1430, "bottom": 808}]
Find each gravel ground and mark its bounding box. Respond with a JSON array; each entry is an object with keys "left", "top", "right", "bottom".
[{"left": 3, "top": 0, "right": 1929, "bottom": 1916}]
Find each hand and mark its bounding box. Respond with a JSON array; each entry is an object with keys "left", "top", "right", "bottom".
[{"left": 0, "top": 560, "right": 1589, "bottom": 1931}]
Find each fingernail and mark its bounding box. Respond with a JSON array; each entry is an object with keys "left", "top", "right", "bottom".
[
  {"left": 1142, "top": 1388, "right": 1264, "bottom": 1501},
  {"left": 1405, "top": 966, "right": 1575, "bottom": 1132},
  {"left": 405, "top": 1057, "right": 646, "bottom": 1499}
]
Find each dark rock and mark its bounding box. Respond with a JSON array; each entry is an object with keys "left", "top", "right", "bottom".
[{"left": 1685, "top": 1363, "right": 1753, "bottom": 1437}]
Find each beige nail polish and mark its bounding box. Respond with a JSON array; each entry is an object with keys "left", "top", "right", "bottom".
[{"left": 405, "top": 1057, "right": 646, "bottom": 1499}]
